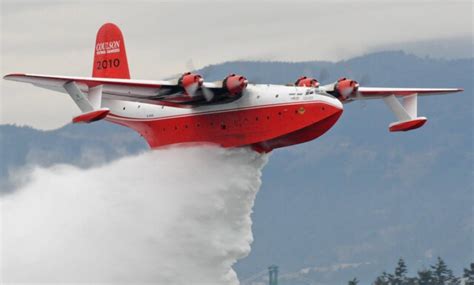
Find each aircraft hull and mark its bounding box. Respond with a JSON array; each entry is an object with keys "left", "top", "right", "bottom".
[{"left": 106, "top": 100, "right": 343, "bottom": 152}]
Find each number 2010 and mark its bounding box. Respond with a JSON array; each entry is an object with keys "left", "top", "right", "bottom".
[{"left": 96, "top": 58, "right": 120, "bottom": 70}]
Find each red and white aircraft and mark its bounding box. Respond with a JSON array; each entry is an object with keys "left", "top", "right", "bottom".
[{"left": 4, "top": 23, "right": 463, "bottom": 152}]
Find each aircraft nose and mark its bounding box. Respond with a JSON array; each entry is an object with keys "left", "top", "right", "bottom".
[
  {"left": 318, "top": 95, "right": 343, "bottom": 119},
  {"left": 321, "top": 96, "right": 344, "bottom": 127},
  {"left": 325, "top": 101, "right": 343, "bottom": 119}
]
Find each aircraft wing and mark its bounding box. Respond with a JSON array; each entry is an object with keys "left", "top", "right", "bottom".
[
  {"left": 3, "top": 73, "right": 229, "bottom": 107},
  {"left": 320, "top": 79, "right": 462, "bottom": 132},
  {"left": 356, "top": 87, "right": 463, "bottom": 98},
  {"left": 352, "top": 86, "right": 463, "bottom": 132}
]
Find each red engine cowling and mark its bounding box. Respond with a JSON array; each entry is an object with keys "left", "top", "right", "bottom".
[
  {"left": 179, "top": 72, "right": 203, "bottom": 96},
  {"left": 223, "top": 74, "right": 248, "bottom": 96},
  {"left": 295, "top": 76, "right": 320, "bottom": 88},
  {"left": 334, "top": 77, "right": 359, "bottom": 101}
]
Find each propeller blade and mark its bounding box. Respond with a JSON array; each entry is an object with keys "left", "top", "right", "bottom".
[
  {"left": 202, "top": 86, "right": 214, "bottom": 102},
  {"left": 341, "top": 87, "right": 354, "bottom": 97},
  {"left": 184, "top": 82, "right": 200, "bottom": 97}
]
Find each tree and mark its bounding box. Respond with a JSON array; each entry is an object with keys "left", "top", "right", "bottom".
[
  {"left": 371, "top": 257, "right": 464, "bottom": 285},
  {"left": 374, "top": 258, "right": 408, "bottom": 285},
  {"left": 417, "top": 268, "right": 434, "bottom": 285},
  {"left": 348, "top": 277, "right": 359, "bottom": 285},
  {"left": 373, "top": 272, "right": 390, "bottom": 285},
  {"left": 395, "top": 258, "right": 408, "bottom": 277},
  {"left": 464, "top": 263, "right": 474, "bottom": 285},
  {"left": 394, "top": 258, "right": 408, "bottom": 285},
  {"left": 405, "top": 277, "right": 418, "bottom": 285},
  {"left": 431, "top": 257, "right": 459, "bottom": 285}
]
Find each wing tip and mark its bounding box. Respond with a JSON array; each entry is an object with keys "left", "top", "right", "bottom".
[
  {"left": 448, "top": 88, "right": 464, "bottom": 94},
  {"left": 3, "top": 73, "right": 26, "bottom": 80}
]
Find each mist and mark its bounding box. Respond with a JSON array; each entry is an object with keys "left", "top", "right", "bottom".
[{"left": 1, "top": 146, "right": 268, "bottom": 284}]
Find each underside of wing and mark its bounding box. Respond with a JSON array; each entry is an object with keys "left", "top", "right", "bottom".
[{"left": 3, "top": 73, "right": 232, "bottom": 107}]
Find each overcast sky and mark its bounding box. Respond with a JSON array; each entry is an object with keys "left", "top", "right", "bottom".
[{"left": 1, "top": 0, "right": 472, "bottom": 130}]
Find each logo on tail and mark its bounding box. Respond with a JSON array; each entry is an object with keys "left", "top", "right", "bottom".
[{"left": 95, "top": 41, "right": 121, "bottom": 55}]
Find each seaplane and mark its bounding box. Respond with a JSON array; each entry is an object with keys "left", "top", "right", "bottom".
[{"left": 3, "top": 23, "right": 463, "bottom": 152}]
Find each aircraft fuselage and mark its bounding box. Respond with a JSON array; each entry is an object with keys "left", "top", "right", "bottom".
[{"left": 105, "top": 84, "right": 343, "bottom": 152}]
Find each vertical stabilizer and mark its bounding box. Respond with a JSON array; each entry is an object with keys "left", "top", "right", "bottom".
[{"left": 92, "top": 23, "right": 130, "bottom": 79}]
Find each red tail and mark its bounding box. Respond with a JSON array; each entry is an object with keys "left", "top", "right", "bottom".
[{"left": 92, "top": 23, "right": 130, "bottom": 79}]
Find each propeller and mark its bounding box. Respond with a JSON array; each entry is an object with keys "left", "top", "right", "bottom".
[
  {"left": 201, "top": 85, "right": 214, "bottom": 102},
  {"left": 297, "top": 65, "right": 330, "bottom": 86},
  {"left": 184, "top": 58, "right": 216, "bottom": 101},
  {"left": 183, "top": 81, "right": 201, "bottom": 98},
  {"left": 223, "top": 74, "right": 248, "bottom": 96},
  {"left": 177, "top": 72, "right": 204, "bottom": 98}
]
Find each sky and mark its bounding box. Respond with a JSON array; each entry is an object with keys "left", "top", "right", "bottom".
[{"left": 1, "top": 0, "right": 472, "bottom": 130}]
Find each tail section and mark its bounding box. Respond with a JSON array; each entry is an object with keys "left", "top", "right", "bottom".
[{"left": 93, "top": 23, "right": 130, "bottom": 79}]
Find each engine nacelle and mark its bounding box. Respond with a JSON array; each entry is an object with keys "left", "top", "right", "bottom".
[
  {"left": 295, "top": 76, "right": 320, "bottom": 88},
  {"left": 178, "top": 72, "right": 203, "bottom": 96},
  {"left": 223, "top": 74, "right": 248, "bottom": 96},
  {"left": 334, "top": 77, "right": 359, "bottom": 101}
]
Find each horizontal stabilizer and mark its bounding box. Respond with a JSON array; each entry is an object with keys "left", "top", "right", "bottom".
[{"left": 72, "top": 108, "right": 110, "bottom": 124}]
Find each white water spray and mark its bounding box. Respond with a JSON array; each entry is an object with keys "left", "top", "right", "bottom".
[{"left": 1, "top": 146, "right": 268, "bottom": 284}]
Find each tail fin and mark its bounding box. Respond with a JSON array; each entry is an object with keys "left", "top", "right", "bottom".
[{"left": 92, "top": 23, "right": 130, "bottom": 79}]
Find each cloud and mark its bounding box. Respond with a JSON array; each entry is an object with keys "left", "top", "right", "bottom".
[{"left": 1, "top": 146, "right": 268, "bottom": 284}]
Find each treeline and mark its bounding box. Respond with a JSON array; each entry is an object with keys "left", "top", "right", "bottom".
[{"left": 347, "top": 257, "right": 474, "bottom": 285}]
